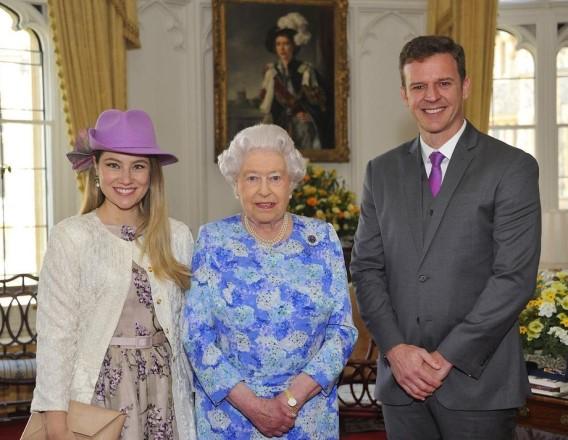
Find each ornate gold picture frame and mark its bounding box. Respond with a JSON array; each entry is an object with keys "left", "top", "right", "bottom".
[{"left": 213, "top": 0, "right": 349, "bottom": 162}]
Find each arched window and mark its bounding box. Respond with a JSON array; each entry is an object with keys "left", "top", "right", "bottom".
[
  {"left": 557, "top": 46, "right": 568, "bottom": 209},
  {"left": 489, "top": 29, "right": 536, "bottom": 157},
  {"left": 0, "top": 4, "right": 47, "bottom": 277}
]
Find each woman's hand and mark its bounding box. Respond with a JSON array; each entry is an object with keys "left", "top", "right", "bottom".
[
  {"left": 44, "top": 411, "right": 75, "bottom": 440},
  {"left": 247, "top": 397, "right": 296, "bottom": 437},
  {"left": 228, "top": 383, "right": 296, "bottom": 437}
]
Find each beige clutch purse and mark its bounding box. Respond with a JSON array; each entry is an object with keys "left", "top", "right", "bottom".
[{"left": 20, "top": 400, "right": 126, "bottom": 439}]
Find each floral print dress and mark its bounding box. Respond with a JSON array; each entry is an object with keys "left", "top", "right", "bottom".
[
  {"left": 91, "top": 225, "right": 178, "bottom": 440},
  {"left": 183, "top": 215, "right": 357, "bottom": 439}
]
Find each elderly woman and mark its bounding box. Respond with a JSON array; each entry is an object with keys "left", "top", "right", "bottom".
[{"left": 182, "top": 124, "right": 357, "bottom": 439}]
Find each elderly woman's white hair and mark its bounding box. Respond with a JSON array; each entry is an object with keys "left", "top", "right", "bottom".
[{"left": 218, "top": 124, "right": 306, "bottom": 188}]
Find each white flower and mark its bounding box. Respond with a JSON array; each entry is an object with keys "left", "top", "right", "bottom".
[
  {"left": 229, "top": 240, "right": 248, "bottom": 257},
  {"left": 257, "top": 288, "right": 281, "bottom": 311},
  {"left": 538, "top": 301, "right": 557, "bottom": 318},
  {"left": 235, "top": 332, "right": 251, "bottom": 352},
  {"left": 208, "top": 408, "right": 231, "bottom": 430},
  {"left": 202, "top": 346, "right": 221, "bottom": 366},
  {"left": 548, "top": 326, "right": 568, "bottom": 345},
  {"left": 281, "top": 331, "right": 308, "bottom": 351}
]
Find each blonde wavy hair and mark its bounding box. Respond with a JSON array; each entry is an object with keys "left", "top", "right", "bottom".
[{"left": 80, "top": 154, "right": 190, "bottom": 290}]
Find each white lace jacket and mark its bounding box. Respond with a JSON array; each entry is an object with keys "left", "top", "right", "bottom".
[{"left": 31, "top": 211, "right": 196, "bottom": 440}]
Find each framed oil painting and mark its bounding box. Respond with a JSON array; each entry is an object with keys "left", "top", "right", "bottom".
[{"left": 213, "top": 0, "right": 349, "bottom": 162}]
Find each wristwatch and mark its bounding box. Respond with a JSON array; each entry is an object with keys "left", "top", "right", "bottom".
[{"left": 284, "top": 389, "right": 297, "bottom": 408}]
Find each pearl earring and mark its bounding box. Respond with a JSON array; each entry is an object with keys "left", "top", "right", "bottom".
[{"left": 95, "top": 175, "right": 100, "bottom": 188}]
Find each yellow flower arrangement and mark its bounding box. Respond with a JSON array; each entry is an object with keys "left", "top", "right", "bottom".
[
  {"left": 289, "top": 164, "right": 360, "bottom": 242},
  {"left": 519, "top": 270, "right": 568, "bottom": 358}
]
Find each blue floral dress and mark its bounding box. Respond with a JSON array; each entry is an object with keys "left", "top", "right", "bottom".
[
  {"left": 91, "top": 225, "right": 177, "bottom": 440},
  {"left": 183, "top": 215, "right": 357, "bottom": 439}
]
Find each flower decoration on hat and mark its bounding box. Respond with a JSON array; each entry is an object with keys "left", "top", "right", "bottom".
[
  {"left": 66, "top": 128, "right": 94, "bottom": 172},
  {"left": 277, "top": 12, "right": 311, "bottom": 47}
]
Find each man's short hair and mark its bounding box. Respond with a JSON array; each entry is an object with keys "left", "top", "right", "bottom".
[{"left": 399, "top": 35, "right": 466, "bottom": 86}]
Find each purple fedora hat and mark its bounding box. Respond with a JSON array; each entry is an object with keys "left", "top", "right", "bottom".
[{"left": 88, "top": 109, "right": 177, "bottom": 165}]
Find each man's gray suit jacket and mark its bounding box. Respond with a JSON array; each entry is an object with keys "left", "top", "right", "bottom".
[{"left": 350, "top": 122, "right": 541, "bottom": 410}]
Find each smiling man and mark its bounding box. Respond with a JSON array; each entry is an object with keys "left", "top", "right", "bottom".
[{"left": 350, "top": 35, "right": 542, "bottom": 440}]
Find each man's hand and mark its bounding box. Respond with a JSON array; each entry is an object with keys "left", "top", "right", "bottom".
[
  {"left": 423, "top": 351, "right": 453, "bottom": 382},
  {"left": 386, "top": 344, "right": 443, "bottom": 400}
]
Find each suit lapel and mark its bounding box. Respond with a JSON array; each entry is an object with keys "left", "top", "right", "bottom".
[
  {"left": 420, "top": 123, "right": 479, "bottom": 266},
  {"left": 402, "top": 137, "right": 424, "bottom": 255}
]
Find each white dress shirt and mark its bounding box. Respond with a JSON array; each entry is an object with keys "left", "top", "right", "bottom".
[{"left": 420, "top": 120, "right": 467, "bottom": 182}]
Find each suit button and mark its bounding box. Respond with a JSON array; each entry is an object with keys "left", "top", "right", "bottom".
[
  {"left": 416, "top": 317, "right": 420, "bottom": 323},
  {"left": 156, "top": 298, "right": 162, "bottom": 304},
  {"left": 418, "top": 275, "right": 428, "bottom": 282}
]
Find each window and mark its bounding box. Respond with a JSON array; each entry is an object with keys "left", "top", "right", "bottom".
[
  {"left": 0, "top": 4, "right": 47, "bottom": 278},
  {"left": 493, "top": 2, "right": 568, "bottom": 210},
  {"left": 558, "top": 46, "right": 568, "bottom": 208},
  {"left": 490, "top": 29, "right": 536, "bottom": 157}
]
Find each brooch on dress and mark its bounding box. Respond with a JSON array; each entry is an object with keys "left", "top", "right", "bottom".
[{"left": 304, "top": 231, "right": 322, "bottom": 246}]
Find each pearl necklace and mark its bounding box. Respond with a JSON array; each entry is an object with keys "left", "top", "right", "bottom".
[{"left": 243, "top": 213, "right": 290, "bottom": 247}]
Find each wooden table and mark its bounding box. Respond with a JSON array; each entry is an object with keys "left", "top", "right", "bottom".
[{"left": 518, "top": 394, "right": 568, "bottom": 436}]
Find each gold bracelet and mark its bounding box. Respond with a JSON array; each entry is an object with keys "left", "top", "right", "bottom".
[{"left": 284, "top": 389, "right": 297, "bottom": 408}]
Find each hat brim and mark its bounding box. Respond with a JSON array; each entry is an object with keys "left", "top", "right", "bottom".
[{"left": 88, "top": 128, "right": 178, "bottom": 166}]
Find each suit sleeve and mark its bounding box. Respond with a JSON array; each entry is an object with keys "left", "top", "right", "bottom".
[
  {"left": 350, "top": 160, "right": 405, "bottom": 354},
  {"left": 437, "top": 152, "right": 541, "bottom": 378}
]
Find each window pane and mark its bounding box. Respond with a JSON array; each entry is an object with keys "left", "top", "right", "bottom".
[
  {"left": 558, "top": 48, "right": 568, "bottom": 124},
  {"left": 490, "top": 29, "right": 535, "bottom": 146},
  {"left": 559, "top": 127, "right": 568, "bottom": 209},
  {"left": 491, "top": 78, "right": 535, "bottom": 125},
  {"left": 1, "top": 122, "right": 45, "bottom": 169},
  {"left": 493, "top": 30, "right": 535, "bottom": 79},
  {"left": 3, "top": 169, "right": 46, "bottom": 228},
  {"left": 0, "top": 5, "right": 47, "bottom": 277},
  {"left": 488, "top": 127, "right": 535, "bottom": 157},
  {"left": 0, "top": 8, "right": 43, "bottom": 122},
  {"left": 2, "top": 226, "right": 46, "bottom": 277},
  {"left": 558, "top": 46, "right": 568, "bottom": 72}
]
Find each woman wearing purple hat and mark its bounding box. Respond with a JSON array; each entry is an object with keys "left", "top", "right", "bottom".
[{"left": 31, "top": 109, "right": 196, "bottom": 440}]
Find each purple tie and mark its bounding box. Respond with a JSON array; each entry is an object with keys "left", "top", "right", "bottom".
[{"left": 429, "top": 151, "right": 445, "bottom": 197}]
